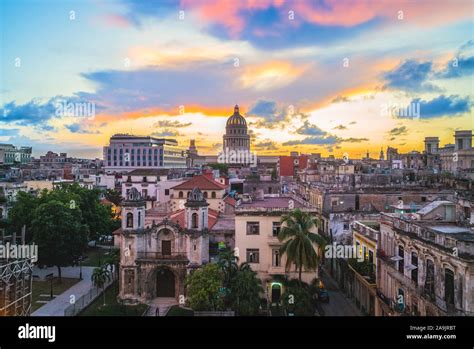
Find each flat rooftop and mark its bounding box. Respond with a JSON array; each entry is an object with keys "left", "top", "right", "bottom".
[{"left": 237, "top": 197, "right": 306, "bottom": 209}]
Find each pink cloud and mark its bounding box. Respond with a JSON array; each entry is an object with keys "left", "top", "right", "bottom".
[{"left": 180, "top": 0, "right": 472, "bottom": 35}]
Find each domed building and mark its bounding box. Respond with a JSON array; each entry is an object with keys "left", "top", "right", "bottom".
[{"left": 223, "top": 105, "right": 250, "bottom": 154}]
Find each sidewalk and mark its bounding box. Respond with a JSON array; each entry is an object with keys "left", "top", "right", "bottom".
[{"left": 32, "top": 266, "right": 96, "bottom": 316}]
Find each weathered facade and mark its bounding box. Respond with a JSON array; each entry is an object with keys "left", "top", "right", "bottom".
[{"left": 118, "top": 187, "right": 209, "bottom": 304}]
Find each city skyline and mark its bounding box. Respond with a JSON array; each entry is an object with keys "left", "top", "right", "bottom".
[{"left": 1, "top": 0, "right": 473, "bottom": 159}]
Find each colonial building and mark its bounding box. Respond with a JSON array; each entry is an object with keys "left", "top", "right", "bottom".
[
  {"left": 235, "top": 195, "right": 319, "bottom": 304},
  {"left": 169, "top": 173, "right": 228, "bottom": 213},
  {"left": 117, "top": 187, "right": 210, "bottom": 304},
  {"left": 377, "top": 201, "right": 474, "bottom": 316},
  {"left": 222, "top": 105, "right": 250, "bottom": 156}
]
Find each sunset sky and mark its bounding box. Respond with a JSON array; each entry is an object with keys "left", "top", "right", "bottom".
[{"left": 1, "top": 0, "right": 473, "bottom": 159}]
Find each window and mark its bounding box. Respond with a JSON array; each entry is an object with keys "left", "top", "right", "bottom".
[
  {"left": 138, "top": 211, "right": 141, "bottom": 228},
  {"left": 178, "top": 191, "right": 184, "bottom": 198},
  {"left": 445, "top": 269, "right": 455, "bottom": 306},
  {"left": 272, "top": 249, "right": 280, "bottom": 267},
  {"left": 126, "top": 213, "right": 133, "bottom": 228},
  {"left": 272, "top": 222, "right": 281, "bottom": 237},
  {"left": 424, "top": 260, "right": 435, "bottom": 299},
  {"left": 203, "top": 191, "right": 208, "bottom": 199},
  {"left": 246, "top": 222, "right": 260, "bottom": 235},
  {"left": 246, "top": 249, "right": 260, "bottom": 263},
  {"left": 368, "top": 250, "right": 374, "bottom": 264},
  {"left": 411, "top": 252, "right": 418, "bottom": 285},
  {"left": 165, "top": 189, "right": 170, "bottom": 196},
  {"left": 398, "top": 246, "right": 404, "bottom": 274},
  {"left": 211, "top": 191, "right": 216, "bottom": 199},
  {"left": 192, "top": 213, "right": 198, "bottom": 229}
]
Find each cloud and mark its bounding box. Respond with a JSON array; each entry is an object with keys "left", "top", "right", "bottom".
[
  {"left": 65, "top": 123, "right": 100, "bottom": 134},
  {"left": 341, "top": 137, "right": 369, "bottom": 143},
  {"left": 383, "top": 60, "right": 439, "bottom": 92},
  {"left": 0, "top": 128, "right": 20, "bottom": 137},
  {"left": 415, "top": 95, "right": 472, "bottom": 119},
  {"left": 283, "top": 135, "right": 340, "bottom": 146},
  {"left": 438, "top": 40, "right": 474, "bottom": 79},
  {"left": 388, "top": 126, "right": 409, "bottom": 136},
  {"left": 247, "top": 99, "right": 290, "bottom": 128},
  {"left": 294, "top": 120, "right": 328, "bottom": 136},
  {"left": 254, "top": 140, "right": 279, "bottom": 151},
  {"left": 151, "top": 129, "right": 180, "bottom": 137},
  {"left": 0, "top": 98, "right": 59, "bottom": 127},
  {"left": 333, "top": 124, "right": 347, "bottom": 130},
  {"left": 153, "top": 120, "right": 192, "bottom": 128}
]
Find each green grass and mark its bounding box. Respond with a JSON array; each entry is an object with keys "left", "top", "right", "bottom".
[
  {"left": 32, "top": 277, "right": 80, "bottom": 312},
  {"left": 79, "top": 281, "right": 147, "bottom": 316},
  {"left": 166, "top": 305, "right": 194, "bottom": 316},
  {"left": 82, "top": 247, "right": 110, "bottom": 267}
]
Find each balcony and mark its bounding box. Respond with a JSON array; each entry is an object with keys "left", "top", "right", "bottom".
[{"left": 136, "top": 252, "right": 188, "bottom": 263}]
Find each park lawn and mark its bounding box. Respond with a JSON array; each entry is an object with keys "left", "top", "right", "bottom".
[
  {"left": 32, "top": 277, "right": 80, "bottom": 312},
  {"left": 166, "top": 305, "right": 194, "bottom": 316},
  {"left": 79, "top": 281, "right": 147, "bottom": 316},
  {"left": 82, "top": 247, "right": 110, "bottom": 267}
]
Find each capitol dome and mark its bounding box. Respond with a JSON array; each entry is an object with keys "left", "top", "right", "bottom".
[
  {"left": 223, "top": 105, "right": 250, "bottom": 155},
  {"left": 226, "top": 105, "right": 247, "bottom": 128}
]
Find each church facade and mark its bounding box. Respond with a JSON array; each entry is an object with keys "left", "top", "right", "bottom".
[{"left": 118, "top": 187, "right": 210, "bottom": 304}]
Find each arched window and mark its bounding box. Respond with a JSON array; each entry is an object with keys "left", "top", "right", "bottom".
[
  {"left": 211, "top": 191, "right": 216, "bottom": 199},
  {"left": 192, "top": 213, "right": 198, "bottom": 229},
  {"left": 126, "top": 213, "right": 133, "bottom": 228},
  {"left": 203, "top": 191, "right": 208, "bottom": 199},
  {"left": 178, "top": 191, "right": 183, "bottom": 198},
  {"left": 445, "top": 268, "right": 455, "bottom": 306}
]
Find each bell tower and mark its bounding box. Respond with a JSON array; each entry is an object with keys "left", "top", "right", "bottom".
[
  {"left": 184, "top": 187, "right": 209, "bottom": 231},
  {"left": 122, "top": 187, "right": 146, "bottom": 231}
]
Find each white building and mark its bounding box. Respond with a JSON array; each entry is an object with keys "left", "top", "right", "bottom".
[
  {"left": 234, "top": 195, "right": 319, "bottom": 304},
  {"left": 104, "top": 134, "right": 186, "bottom": 174}
]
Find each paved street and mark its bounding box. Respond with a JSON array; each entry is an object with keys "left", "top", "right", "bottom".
[{"left": 317, "top": 268, "right": 361, "bottom": 316}]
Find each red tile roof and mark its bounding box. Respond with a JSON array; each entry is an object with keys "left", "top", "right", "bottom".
[
  {"left": 171, "top": 174, "right": 227, "bottom": 190},
  {"left": 224, "top": 196, "right": 236, "bottom": 207},
  {"left": 168, "top": 208, "right": 219, "bottom": 230}
]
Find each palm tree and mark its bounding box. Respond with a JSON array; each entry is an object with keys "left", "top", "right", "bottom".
[
  {"left": 91, "top": 266, "right": 111, "bottom": 306},
  {"left": 217, "top": 249, "right": 239, "bottom": 288},
  {"left": 278, "top": 209, "right": 326, "bottom": 283}
]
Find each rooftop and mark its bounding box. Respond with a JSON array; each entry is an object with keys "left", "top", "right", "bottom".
[{"left": 171, "top": 174, "right": 227, "bottom": 191}]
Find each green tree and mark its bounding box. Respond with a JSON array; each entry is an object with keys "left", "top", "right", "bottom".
[
  {"left": 91, "top": 266, "right": 111, "bottom": 306},
  {"left": 32, "top": 200, "right": 88, "bottom": 281},
  {"left": 7, "top": 191, "right": 39, "bottom": 242},
  {"left": 105, "top": 189, "right": 122, "bottom": 206},
  {"left": 282, "top": 282, "right": 314, "bottom": 316},
  {"left": 229, "top": 268, "right": 263, "bottom": 316},
  {"left": 217, "top": 249, "right": 239, "bottom": 288},
  {"left": 278, "top": 209, "right": 326, "bottom": 283},
  {"left": 185, "top": 263, "right": 224, "bottom": 311}
]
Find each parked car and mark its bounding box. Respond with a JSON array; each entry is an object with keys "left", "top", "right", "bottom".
[{"left": 317, "top": 289, "right": 330, "bottom": 303}]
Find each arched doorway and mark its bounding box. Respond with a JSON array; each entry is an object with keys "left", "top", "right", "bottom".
[
  {"left": 156, "top": 268, "right": 175, "bottom": 297},
  {"left": 271, "top": 283, "right": 282, "bottom": 304}
]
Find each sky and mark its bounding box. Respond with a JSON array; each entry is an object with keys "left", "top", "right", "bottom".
[{"left": 0, "top": 0, "right": 473, "bottom": 159}]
